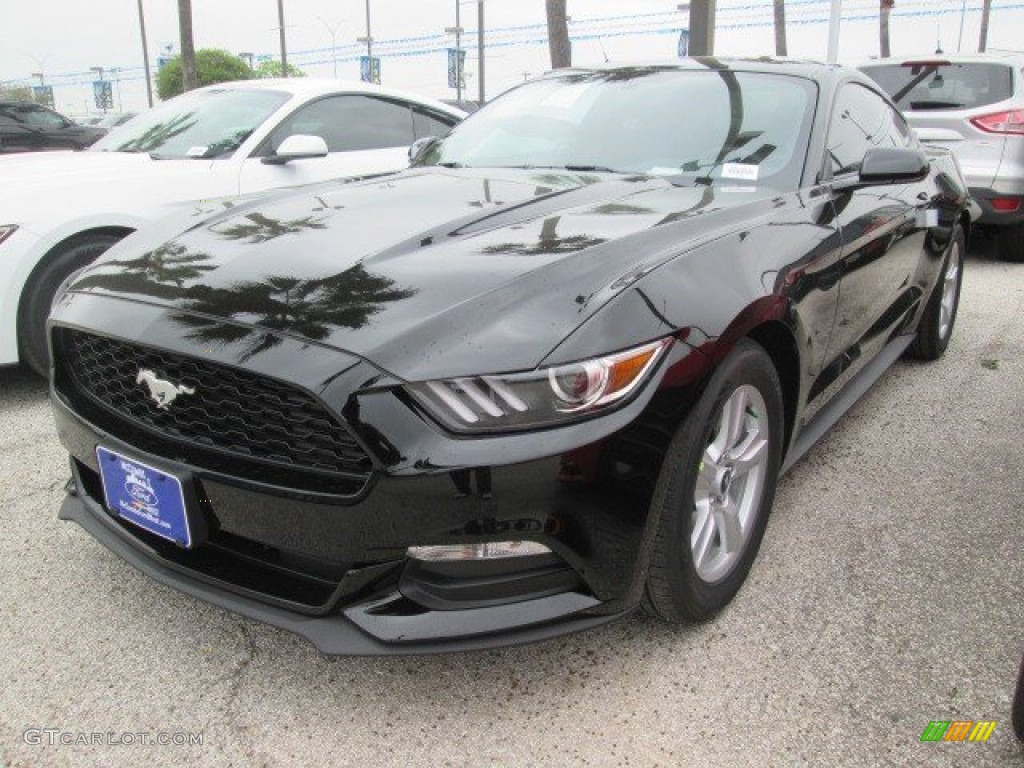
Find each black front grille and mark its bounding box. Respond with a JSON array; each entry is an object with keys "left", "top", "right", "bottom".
[{"left": 56, "top": 329, "right": 373, "bottom": 496}]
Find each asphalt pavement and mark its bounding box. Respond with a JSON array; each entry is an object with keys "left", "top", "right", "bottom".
[{"left": 0, "top": 237, "right": 1021, "bottom": 768}]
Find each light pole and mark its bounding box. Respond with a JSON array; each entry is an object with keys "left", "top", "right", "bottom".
[
  {"left": 318, "top": 17, "right": 342, "bottom": 78},
  {"left": 276, "top": 0, "right": 288, "bottom": 77},
  {"left": 957, "top": 0, "right": 968, "bottom": 52},
  {"left": 477, "top": 0, "right": 485, "bottom": 104},
  {"left": 359, "top": 0, "right": 373, "bottom": 60},
  {"left": 136, "top": 0, "right": 154, "bottom": 107}
]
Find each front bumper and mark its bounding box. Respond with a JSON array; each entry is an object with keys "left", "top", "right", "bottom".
[
  {"left": 49, "top": 294, "right": 703, "bottom": 653},
  {"left": 59, "top": 477, "right": 629, "bottom": 655}
]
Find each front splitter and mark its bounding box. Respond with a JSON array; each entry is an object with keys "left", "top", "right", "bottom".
[{"left": 59, "top": 491, "right": 633, "bottom": 656}]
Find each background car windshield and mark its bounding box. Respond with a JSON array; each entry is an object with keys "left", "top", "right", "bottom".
[
  {"left": 863, "top": 62, "right": 1013, "bottom": 110},
  {"left": 92, "top": 88, "right": 290, "bottom": 158},
  {"left": 422, "top": 68, "right": 815, "bottom": 185}
]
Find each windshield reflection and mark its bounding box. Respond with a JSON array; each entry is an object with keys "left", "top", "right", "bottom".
[
  {"left": 419, "top": 67, "right": 816, "bottom": 188},
  {"left": 91, "top": 87, "right": 290, "bottom": 159}
]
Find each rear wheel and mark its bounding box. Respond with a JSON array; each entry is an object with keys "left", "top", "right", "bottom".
[
  {"left": 907, "top": 225, "right": 964, "bottom": 361},
  {"left": 996, "top": 222, "right": 1024, "bottom": 263},
  {"left": 17, "top": 233, "right": 123, "bottom": 377},
  {"left": 644, "top": 339, "right": 784, "bottom": 622}
]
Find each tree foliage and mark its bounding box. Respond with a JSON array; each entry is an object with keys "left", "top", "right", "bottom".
[
  {"left": 0, "top": 85, "right": 33, "bottom": 102},
  {"left": 157, "top": 49, "right": 252, "bottom": 100},
  {"left": 253, "top": 60, "right": 306, "bottom": 79}
]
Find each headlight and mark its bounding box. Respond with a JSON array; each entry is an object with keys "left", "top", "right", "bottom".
[
  {"left": 0, "top": 225, "right": 18, "bottom": 247},
  {"left": 406, "top": 337, "right": 672, "bottom": 433}
]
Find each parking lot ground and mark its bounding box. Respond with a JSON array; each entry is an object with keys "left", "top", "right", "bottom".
[{"left": 0, "top": 236, "right": 1021, "bottom": 768}]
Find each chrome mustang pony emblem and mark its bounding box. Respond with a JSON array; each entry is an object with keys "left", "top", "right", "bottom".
[{"left": 136, "top": 369, "right": 196, "bottom": 410}]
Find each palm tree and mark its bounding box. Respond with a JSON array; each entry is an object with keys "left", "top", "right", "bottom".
[
  {"left": 774, "top": 0, "right": 787, "bottom": 56},
  {"left": 979, "top": 0, "right": 992, "bottom": 52},
  {"left": 177, "top": 0, "right": 197, "bottom": 92},
  {"left": 880, "top": 0, "right": 894, "bottom": 58},
  {"left": 546, "top": 0, "right": 571, "bottom": 69}
]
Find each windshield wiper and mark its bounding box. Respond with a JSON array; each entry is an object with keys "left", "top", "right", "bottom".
[
  {"left": 909, "top": 100, "right": 964, "bottom": 110},
  {"left": 436, "top": 161, "right": 465, "bottom": 168},
  {"left": 562, "top": 164, "right": 619, "bottom": 173}
]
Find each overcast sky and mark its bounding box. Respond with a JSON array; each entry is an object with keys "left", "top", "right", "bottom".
[{"left": 2, "top": 0, "right": 1023, "bottom": 115}]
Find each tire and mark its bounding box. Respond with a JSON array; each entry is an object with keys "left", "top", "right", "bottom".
[
  {"left": 644, "top": 338, "right": 784, "bottom": 623},
  {"left": 996, "top": 221, "right": 1024, "bottom": 263},
  {"left": 907, "top": 225, "right": 964, "bottom": 361},
  {"left": 17, "top": 233, "right": 123, "bottom": 377}
]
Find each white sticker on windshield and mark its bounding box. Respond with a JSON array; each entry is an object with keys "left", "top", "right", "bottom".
[
  {"left": 721, "top": 163, "right": 759, "bottom": 181},
  {"left": 540, "top": 83, "right": 591, "bottom": 110},
  {"left": 186, "top": 146, "right": 208, "bottom": 157}
]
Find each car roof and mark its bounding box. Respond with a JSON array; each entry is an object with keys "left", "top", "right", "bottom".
[
  {"left": 859, "top": 51, "right": 1024, "bottom": 67},
  {"left": 190, "top": 77, "right": 465, "bottom": 118},
  {"left": 554, "top": 57, "right": 845, "bottom": 83}
]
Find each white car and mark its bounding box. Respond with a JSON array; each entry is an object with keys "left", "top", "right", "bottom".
[{"left": 0, "top": 78, "right": 464, "bottom": 375}]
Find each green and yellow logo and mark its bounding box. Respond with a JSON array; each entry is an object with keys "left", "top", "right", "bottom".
[{"left": 920, "top": 720, "right": 997, "bottom": 742}]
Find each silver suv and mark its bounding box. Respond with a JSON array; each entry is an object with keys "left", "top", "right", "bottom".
[{"left": 860, "top": 53, "right": 1024, "bottom": 261}]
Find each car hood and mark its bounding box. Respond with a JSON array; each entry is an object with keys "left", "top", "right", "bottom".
[
  {"left": 0, "top": 150, "right": 219, "bottom": 222},
  {"left": 70, "top": 168, "right": 779, "bottom": 381}
]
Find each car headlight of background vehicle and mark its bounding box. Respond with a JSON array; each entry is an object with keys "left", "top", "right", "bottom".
[
  {"left": 405, "top": 338, "right": 672, "bottom": 433},
  {"left": 0, "top": 225, "right": 18, "bottom": 247}
]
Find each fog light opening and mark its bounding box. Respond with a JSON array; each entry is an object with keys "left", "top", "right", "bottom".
[{"left": 407, "top": 541, "right": 552, "bottom": 561}]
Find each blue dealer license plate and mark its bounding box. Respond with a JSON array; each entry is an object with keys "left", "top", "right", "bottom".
[{"left": 96, "top": 446, "right": 193, "bottom": 548}]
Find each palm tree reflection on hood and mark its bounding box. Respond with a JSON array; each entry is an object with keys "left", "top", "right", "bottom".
[
  {"left": 71, "top": 240, "right": 217, "bottom": 299},
  {"left": 211, "top": 212, "right": 328, "bottom": 244},
  {"left": 175, "top": 264, "right": 416, "bottom": 362},
  {"left": 482, "top": 216, "right": 606, "bottom": 257}
]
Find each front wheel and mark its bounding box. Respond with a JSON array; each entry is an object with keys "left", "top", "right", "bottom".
[
  {"left": 17, "top": 233, "right": 123, "bottom": 377},
  {"left": 907, "top": 225, "right": 964, "bottom": 361},
  {"left": 644, "top": 339, "right": 784, "bottom": 623}
]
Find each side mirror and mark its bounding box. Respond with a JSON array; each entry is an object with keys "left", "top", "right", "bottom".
[
  {"left": 834, "top": 147, "right": 930, "bottom": 191},
  {"left": 408, "top": 136, "right": 437, "bottom": 163},
  {"left": 262, "top": 134, "right": 329, "bottom": 165}
]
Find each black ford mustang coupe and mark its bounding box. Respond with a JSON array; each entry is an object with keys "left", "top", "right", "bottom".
[{"left": 50, "top": 60, "right": 970, "bottom": 654}]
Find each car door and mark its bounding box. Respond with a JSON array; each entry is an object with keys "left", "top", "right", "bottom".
[
  {"left": 238, "top": 95, "right": 454, "bottom": 193},
  {"left": 20, "top": 104, "right": 81, "bottom": 150},
  {"left": 822, "top": 82, "right": 931, "bottom": 376},
  {"left": 0, "top": 103, "right": 44, "bottom": 152}
]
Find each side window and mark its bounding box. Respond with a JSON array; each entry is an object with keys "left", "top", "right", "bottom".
[
  {"left": 21, "top": 105, "right": 67, "bottom": 128},
  {"left": 826, "top": 84, "right": 909, "bottom": 176},
  {"left": 266, "top": 95, "right": 415, "bottom": 154},
  {"left": 412, "top": 108, "right": 457, "bottom": 140}
]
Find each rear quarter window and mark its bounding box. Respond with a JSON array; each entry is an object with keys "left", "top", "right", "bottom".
[{"left": 860, "top": 62, "right": 1013, "bottom": 111}]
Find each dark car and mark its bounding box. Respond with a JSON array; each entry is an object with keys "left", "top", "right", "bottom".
[
  {"left": 50, "top": 60, "right": 970, "bottom": 654},
  {"left": 0, "top": 101, "right": 105, "bottom": 153}
]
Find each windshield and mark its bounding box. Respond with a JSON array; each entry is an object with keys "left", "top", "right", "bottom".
[
  {"left": 91, "top": 88, "right": 291, "bottom": 159},
  {"left": 862, "top": 62, "right": 1013, "bottom": 111},
  {"left": 419, "top": 68, "right": 816, "bottom": 187}
]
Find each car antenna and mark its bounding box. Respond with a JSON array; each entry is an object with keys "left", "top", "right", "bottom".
[
  {"left": 935, "top": 24, "right": 943, "bottom": 55},
  {"left": 597, "top": 37, "right": 610, "bottom": 63}
]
